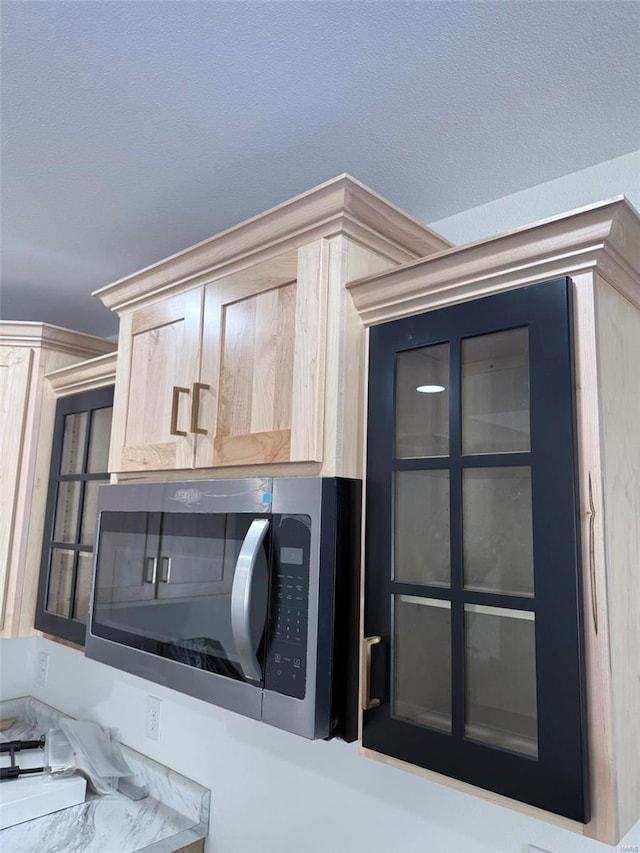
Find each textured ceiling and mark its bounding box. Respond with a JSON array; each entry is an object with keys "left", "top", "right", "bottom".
[{"left": 1, "top": 1, "right": 639, "bottom": 338}]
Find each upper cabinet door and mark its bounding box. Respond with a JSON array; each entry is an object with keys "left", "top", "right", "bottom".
[
  {"left": 112, "top": 289, "right": 203, "bottom": 472},
  {"left": 363, "top": 278, "right": 589, "bottom": 822},
  {"left": 195, "top": 243, "right": 328, "bottom": 469},
  {"left": 109, "top": 241, "right": 332, "bottom": 474}
]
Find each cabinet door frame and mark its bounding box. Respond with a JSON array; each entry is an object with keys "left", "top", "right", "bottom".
[
  {"left": 35, "top": 385, "right": 114, "bottom": 645},
  {"left": 363, "top": 278, "right": 589, "bottom": 822},
  {"left": 112, "top": 289, "right": 203, "bottom": 472},
  {"left": 196, "top": 244, "right": 328, "bottom": 468}
]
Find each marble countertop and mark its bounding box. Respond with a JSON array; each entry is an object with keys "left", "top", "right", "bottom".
[{"left": 0, "top": 697, "right": 210, "bottom": 853}]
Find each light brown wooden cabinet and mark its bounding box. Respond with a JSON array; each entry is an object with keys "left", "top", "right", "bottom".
[
  {"left": 349, "top": 197, "right": 640, "bottom": 845},
  {"left": 0, "top": 324, "right": 116, "bottom": 638},
  {"left": 95, "top": 175, "right": 450, "bottom": 478},
  {"left": 110, "top": 248, "right": 321, "bottom": 472}
]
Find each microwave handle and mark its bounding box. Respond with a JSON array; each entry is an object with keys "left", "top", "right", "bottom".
[{"left": 230, "top": 518, "right": 270, "bottom": 684}]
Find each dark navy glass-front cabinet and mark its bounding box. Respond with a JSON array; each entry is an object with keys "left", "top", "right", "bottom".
[{"left": 362, "top": 278, "right": 589, "bottom": 822}]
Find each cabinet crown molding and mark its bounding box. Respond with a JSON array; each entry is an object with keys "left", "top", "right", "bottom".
[
  {"left": 0, "top": 322, "right": 117, "bottom": 357},
  {"left": 46, "top": 351, "right": 118, "bottom": 396},
  {"left": 348, "top": 196, "right": 640, "bottom": 326},
  {"left": 92, "top": 174, "right": 451, "bottom": 314}
]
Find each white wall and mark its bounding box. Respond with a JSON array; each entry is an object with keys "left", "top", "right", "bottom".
[
  {"left": 4, "top": 153, "right": 640, "bottom": 853},
  {"left": 0, "top": 638, "right": 36, "bottom": 701},
  {"left": 429, "top": 150, "right": 640, "bottom": 245}
]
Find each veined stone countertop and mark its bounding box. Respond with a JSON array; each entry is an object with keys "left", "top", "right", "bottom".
[{"left": 0, "top": 697, "right": 210, "bottom": 853}]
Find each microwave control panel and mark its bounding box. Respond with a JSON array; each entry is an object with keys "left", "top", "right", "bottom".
[{"left": 264, "top": 516, "right": 311, "bottom": 700}]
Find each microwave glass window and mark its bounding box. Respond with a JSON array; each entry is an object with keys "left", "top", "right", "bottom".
[
  {"left": 156, "top": 512, "right": 228, "bottom": 598},
  {"left": 92, "top": 512, "right": 160, "bottom": 607},
  {"left": 92, "top": 511, "right": 272, "bottom": 684}
]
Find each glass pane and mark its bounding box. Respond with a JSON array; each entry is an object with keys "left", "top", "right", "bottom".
[
  {"left": 53, "top": 481, "right": 81, "bottom": 542},
  {"left": 395, "top": 343, "right": 449, "bottom": 458},
  {"left": 74, "top": 553, "right": 94, "bottom": 622},
  {"left": 462, "top": 328, "right": 530, "bottom": 455},
  {"left": 87, "top": 407, "right": 113, "bottom": 473},
  {"left": 395, "top": 470, "right": 450, "bottom": 586},
  {"left": 465, "top": 604, "right": 538, "bottom": 757},
  {"left": 60, "top": 412, "right": 88, "bottom": 474},
  {"left": 47, "top": 549, "right": 75, "bottom": 616},
  {"left": 463, "top": 467, "right": 534, "bottom": 596},
  {"left": 80, "top": 480, "right": 109, "bottom": 546},
  {"left": 393, "top": 595, "right": 451, "bottom": 732}
]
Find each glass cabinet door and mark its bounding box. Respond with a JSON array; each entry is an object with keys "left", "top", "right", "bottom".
[
  {"left": 35, "top": 386, "right": 114, "bottom": 645},
  {"left": 363, "top": 279, "right": 588, "bottom": 822}
]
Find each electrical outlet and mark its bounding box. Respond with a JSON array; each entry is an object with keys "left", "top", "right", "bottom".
[
  {"left": 36, "top": 652, "right": 49, "bottom": 687},
  {"left": 145, "top": 696, "right": 162, "bottom": 742}
]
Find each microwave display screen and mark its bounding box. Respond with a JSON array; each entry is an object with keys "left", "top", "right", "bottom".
[{"left": 280, "top": 546, "right": 303, "bottom": 566}]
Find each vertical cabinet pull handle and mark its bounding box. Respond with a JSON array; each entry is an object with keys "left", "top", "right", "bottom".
[
  {"left": 588, "top": 472, "right": 598, "bottom": 635},
  {"left": 160, "top": 557, "right": 172, "bottom": 584},
  {"left": 191, "top": 383, "right": 210, "bottom": 435},
  {"left": 145, "top": 557, "right": 158, "bottom": 585},
  {"left": 361, "top": 636, "right": 382, "bottom": 711},
  {"left": 170, "top": 386, "right": 190, "bottom": 436}
]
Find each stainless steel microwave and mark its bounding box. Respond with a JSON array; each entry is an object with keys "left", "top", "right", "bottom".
[{"left": 84, "top": 477, "right": 360, "bottom": 740}]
